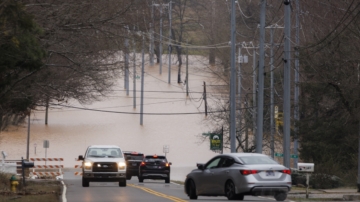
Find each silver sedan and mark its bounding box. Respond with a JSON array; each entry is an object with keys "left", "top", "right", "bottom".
[{"left": 184, "top": 153, "right": 292, "bottom": 201}]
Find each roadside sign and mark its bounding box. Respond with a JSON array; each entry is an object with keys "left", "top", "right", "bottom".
[
  {"left": 202, "top": 132, "right": 210, "bottom": 136},
  {"left": 291, "top": 154, "right": 298, "bottom": 158},
  {"left": 275, "top": 153, "right": 283, "bottom": 157},
  {"left": 163, "top": 145, "right": 169, "bottom": 154},
  {"left": 210, "top": 133, "right": 222, "bottom": 150},
  {"left": 43, "top": 140, "right": 49, "bottom": 148}
]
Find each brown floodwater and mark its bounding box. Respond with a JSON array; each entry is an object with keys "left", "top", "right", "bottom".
[{"left": 0, "top": 55, "right": 227, "bottom": 180}]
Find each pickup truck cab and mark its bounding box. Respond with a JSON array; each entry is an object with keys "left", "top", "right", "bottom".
[{"left": 78, "top": 145, "right": 127, "bottom": 187}]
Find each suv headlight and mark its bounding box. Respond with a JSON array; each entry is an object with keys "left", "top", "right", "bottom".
[
  {"left": 84, "top": 161, "right": 92, "bottom": 170},
  {"left": 118, "top": 162, "right": 126, "bottom": 170}
]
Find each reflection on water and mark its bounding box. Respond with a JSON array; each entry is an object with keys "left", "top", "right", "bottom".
[{"left": 0, "top": 56, "right": 226, "bottom": 180}]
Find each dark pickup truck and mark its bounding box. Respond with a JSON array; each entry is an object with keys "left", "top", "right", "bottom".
[{"left": 123, "top": 151, "right": 144, "bottom": 180}]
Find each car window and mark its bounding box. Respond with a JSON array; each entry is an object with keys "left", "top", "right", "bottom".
[
  {"left": 205, "top": 157, "right": 221, "bottom": 169},
  {"left": 219, "top": 157, "right": 234, "bottom": 168},
  {"left": 238, "top": 156, "right": 278, "bottom": 165},
  {"left": 144, "top": 156, "right": 167, "bottom": 163},
  {"left": 87, "top": 148, "right": 123, "bottom": 158},
  {"left": 125, "top": 155, "right": 144, "bottom": 160}
]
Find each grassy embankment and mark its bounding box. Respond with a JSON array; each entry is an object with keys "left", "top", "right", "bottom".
[{"left": 0, "top": 172, "right": 61, "bottom": 202}]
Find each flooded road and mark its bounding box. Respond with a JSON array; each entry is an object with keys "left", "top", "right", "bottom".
[{"left": 0, "top": 55, "right": 227, "bottom": 180}]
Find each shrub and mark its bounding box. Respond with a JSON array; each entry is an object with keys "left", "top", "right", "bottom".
[{"left": 310, "top": 173, "right": 342, "bottom": 189}]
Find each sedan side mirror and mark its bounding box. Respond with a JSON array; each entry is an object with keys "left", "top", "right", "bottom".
[
  {"left": 78, "top": 155, "right": 84, "bottom": 161},
  {"left": 197, "top": 163, "right": 205, "bottom": 170}
]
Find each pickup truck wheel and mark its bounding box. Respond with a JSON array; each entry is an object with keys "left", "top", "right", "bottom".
[
  {"left": 119, "top": 179, "right": 127, "bottom": 187},
  {"left": 82, "top": 178, "right": 89, "bottom": 187},
  {"left": 138, "top": 177, "right": 144, "bottom": 183},
  {"left": 126, "top": 174, "right": 132, "bottom": 180}
]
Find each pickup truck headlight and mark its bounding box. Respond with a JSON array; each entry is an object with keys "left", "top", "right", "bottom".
[
  {"left": 118, "top": 162, "right": 126, "bottom": 170},
  {"left": 84, "top": 161, "right": 92, "bottom": 170}
]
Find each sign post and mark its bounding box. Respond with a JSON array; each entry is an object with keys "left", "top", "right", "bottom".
[
  {"left": 163, "top": 145, "right": 169, "bottom": 157},
  {"left": 43, "top": 140, "right": 49, "bottom": 167}
]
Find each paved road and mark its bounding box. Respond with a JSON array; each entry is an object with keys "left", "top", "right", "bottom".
[{"left": 62, "top": 172, "right": 295, "bottom": 202}]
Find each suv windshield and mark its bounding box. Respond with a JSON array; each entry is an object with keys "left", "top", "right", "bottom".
[{"left": 87, "top": 148, "right": 123, "bottom": 158}]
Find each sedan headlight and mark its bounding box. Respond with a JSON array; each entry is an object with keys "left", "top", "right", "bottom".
[
  {"left": 84, "top": 161, "right": 92, "bottom": 170},
  {"left": 118, "top": 162, "right": 126, "bottom": 170}
]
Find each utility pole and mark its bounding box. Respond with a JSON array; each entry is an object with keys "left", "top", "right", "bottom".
[
  {"left": 230, "top": 0, "right": 236, "bottom": 153},
  {"left": 168, "top": 0, "right": 172, "bottom": 84},
  {"left": 124, "top": 28, "right": 129, "bottom": 95},
  {"left": 270, "top": 26, "right": 275, "bottom": 159},
  {"left": 256, "top": 0, "right": 266, "bottom": 154},
  {"left": 238, "top": 45, "right": 242, "bottom": 143},
  {"left": 45, "top": 96, "right": 49, "bottom": 125},
  {"left": 358, "top": 63, "right": 360, "bottom": 192},
  {"left": 204, "top": 82, "right": 207, "bottom": 116},
  {"left": 238, "top": 45, "right": 242, "bottom": 95},
  {"left": 150, "top": 1, "right": 154, "bottom": 66},
  {"left": 283, "top": 0, "right": 292, "bottom": 168},
  {"left": 133, "top": 32, "right": 136, "bottom": 109},
  {"left": 266, "top": 24, "right": 284, "bottom": 159},
  {"left": 294, "top": 0, "right": 300, "bottom": 168},
  {"left": 238, "top": 43, "right": 248, "bottom": 147},
  {"left": 26, "top": 111, "right": 30, "bottom": 160},
  {"left": 253, "top": 47, "right": 257, "bottom": 147},
  {"left": 186, "top": 43, "right": 189, "bottom": 97},
  {"left": 140, "top": 34, "right": 145, "bottom": 125},
  {"left": 159, "top": 4, "right": 163, "bottom": 75}
]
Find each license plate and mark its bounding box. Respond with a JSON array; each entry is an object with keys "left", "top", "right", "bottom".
[
  {"left": 266, "top": 171, "right": 275, "bottom": 176},
  {"left": 132, "top": 163, "right": 137, "bottom": 166}
]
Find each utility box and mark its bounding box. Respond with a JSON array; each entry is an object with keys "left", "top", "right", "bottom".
[{"left": 298, "top": 163, "right": 314, "bottom": 172}]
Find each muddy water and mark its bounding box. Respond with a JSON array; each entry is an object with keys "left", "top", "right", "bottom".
[{"left": 0, "top": 55, "right": 228, "bottom": 181}]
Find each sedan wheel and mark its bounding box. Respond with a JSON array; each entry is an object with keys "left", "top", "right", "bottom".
[
  {"left": 274, "top": 192, "right": 287, "bottom": 201},
  {"left": 138, "top": 177, "right": 144, "bottom": 183},
  {"left": 188, "top": 180, "right": 198, "bottom": 200},
  {"left": 225, "top": 180, "right": 241, "bottom": 200}
]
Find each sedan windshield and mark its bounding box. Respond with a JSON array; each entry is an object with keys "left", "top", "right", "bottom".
[
  {"left": 87, "top": 148, "right": 123, "bottom": 158},
  {"left": 238, "top": 156, "right": 278, "bottom": 165}
]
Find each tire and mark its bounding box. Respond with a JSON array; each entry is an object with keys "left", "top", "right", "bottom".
[
  {"left": 225, "top": 180, "right": 239, "bottom": 200},
  {"left": 82, "top": 177, "right": 89, "bottom": 187},
  {"left": 126, "top": 174, "right": 132, "bottom": 180},
  {"left": 138, "top": 177, "right": 144, "bottom": 183},
  {"left": 188, "top": 180, "right": 198, "bottom": 200},
  {"left": 274, "top": 192, "right": 287, "bottom": 201},
  {"left": 165, "top": 177, "right": 170, "bottom": 183},
  {"left": 235, "top": 194, "right": 244, "bottom": 200},
  {"left": 119, "top": 179, "right": 127, "bottom": 187}
]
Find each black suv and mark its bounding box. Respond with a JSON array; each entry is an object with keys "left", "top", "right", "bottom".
[
  {"left": 123, "top": 151, "right": 144, "bottom": 180},
  {"left": 139, "top": 155, "right": 172, "bottom": 183}
]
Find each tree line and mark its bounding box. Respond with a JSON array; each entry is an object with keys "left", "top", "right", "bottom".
[{"left": 1, "top": 0, "right": 359, "bottom": 184}]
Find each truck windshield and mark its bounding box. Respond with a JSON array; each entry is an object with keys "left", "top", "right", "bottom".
[{"left": 87, "top": 148, "right": 123, "bottom": 158}]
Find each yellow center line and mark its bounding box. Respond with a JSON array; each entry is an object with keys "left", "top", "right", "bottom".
[{"left": 128, "top": 184, "right": 188, "bottom": 202}]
